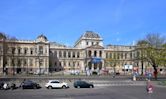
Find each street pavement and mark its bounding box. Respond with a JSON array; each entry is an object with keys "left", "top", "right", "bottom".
[
  {"left": 0, "top": 85, "right": 166, "bottom": 99},
  {"left": 0, "top": 75, "right": 166, "bottom": 99}
]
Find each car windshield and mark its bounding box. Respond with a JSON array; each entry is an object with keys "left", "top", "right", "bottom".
[
  {"left": 24, "top": 80, "right": 34, "bottom": 84},
  {"left": 50, "top": 81, "right": 60, "bottom": 83}
]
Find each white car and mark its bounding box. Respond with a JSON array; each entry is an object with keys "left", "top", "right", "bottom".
[{"left": 45, "top": 80, "right": 69, "bottom": 89}]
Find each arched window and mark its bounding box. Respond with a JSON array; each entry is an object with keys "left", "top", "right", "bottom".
[
  {"left": 88, "top": 50, "right": 91, "bottom": 57},
  {"left": 94, "top": 50, "right": 97, "bottom": 57},
  {"left": 99, "top": 51, "right": 102, "bottom": 57}
]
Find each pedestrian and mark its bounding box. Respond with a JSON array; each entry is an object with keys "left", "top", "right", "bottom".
[
  {"left": 3, "top": 83, "right": 9, "bottom": 90},
  {"left": 146, "top": 80, "right": 154, "bottom": 93},
  {"left": 19, "top": 79, "right": 26, "bottom": 88}
]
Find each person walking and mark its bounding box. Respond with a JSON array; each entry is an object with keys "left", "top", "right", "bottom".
[{"left": 146, "top": 80, "right": 154, "bottom": 93}]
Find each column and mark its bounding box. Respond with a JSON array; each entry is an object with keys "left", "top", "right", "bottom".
[{"left": 57, "top": 50, "right": 59, "bottom": 58}]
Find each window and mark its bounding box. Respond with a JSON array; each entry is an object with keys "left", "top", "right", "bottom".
[
  {"left": 59, "top": 62, "right": 61, "bottom": 66},
  {"left": 24, "top": 48, "right": 28, "bottom": 55},
  {"left": 68, "top": 51, "right": 71, "bottom": 58},
  {"left": 39, "top": 46, "right": 43, "bottom": 54},
  {"left": 125, "top": 53, "right": 127, "bottom": 59},
  {"left": 99, "top": 51, "right": 102, "bottom": 57},
  {"left": 12, "top": 47, "right": 15, "bottom": 54},
  {"left": 18, "top": 48, "right": 21, "bottom": 54},
  {"left": 45, "top": 48, "right": 47, "bottom": 54},
  {"left": 106, "top": 53, "right": 108, "bottom": 58},
  {"left": 63, "top": 51, "right": 66, "bottom": 58},
  {"left": 130, "top": 52, "right": 132, "bottom": 59},
  {"left": 18, "top": 59, "right": 21, "bottom": 66},
  {"left": 39, "top": 59, "right": 43, "bottom": 66},
  {"left": 86, "top": 42, "right": 88, "bottom": 45},
  {"left": 24, "top": 59, "right": 27, "bottom": 66},
  {"left": 55, "top": 62, "right": 57, "bottom": 66},
  {"left": 59, "top": 51, "right": 62, "bottom": 58},
  {"left": 54, "top": 51, "right": 57, "bottom": 57},
  {"left": 51, "top": 81, "right": 60, "bottom": 83},
  {"left": 77, "top": 52, "right": 80, "bottom": 58},
  {"left": 11, "top": 59, "right": 15, "bottom": 66},
  {"left": 63, "top": 61, "right": 66, "bottom": 66},
  {"left": 121, "top": 53, "right": 123, "bottom": 59},
  {"left": 73, "top": 52, "right": 75, "bottom": 58},
  {"left": 113, "top": 53, "right": 116, "bottom": 59},
  {"left": 117, "top": 53, "right": 120, "bottom": 59},
  {"left": 30, "top": 59, "right": 33, "bottom": 66},
  {"left": 94, "top": 51, "right": 97, "bottom": 57},
  {"left": 109, "top": 53, "right": 112, "bottom": 58},
  {"left": 88, "top": 50, "right": 91, "bottom": 57},
  {"left": 30, "top": 48, "right": 33, "bottom": 55}
]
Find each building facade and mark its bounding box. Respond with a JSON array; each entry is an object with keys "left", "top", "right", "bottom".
[{"left": 0, "top": 31, "right": 160, "bottom": 75}]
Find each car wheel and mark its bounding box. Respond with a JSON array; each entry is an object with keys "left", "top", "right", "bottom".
[
  {"left": 48, "top": 86, "right": 52, "bottom": 89},
  {"left": 62, "top": 85, "right": 66, "bottom": 89},
  {"left": 33, "top": 86, "right": 37, "bottom": 89},
  {"left": 77, "top": 86, "right": 80, "bottom": 88},
  {"left": 90, "top": 85, "right": 93, "bottom": 88}
]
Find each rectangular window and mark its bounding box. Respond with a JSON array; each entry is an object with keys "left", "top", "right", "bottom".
[
  {"left": 39, "top": 46, "right": 43, "bottom": 54},
  {"left": 68, "top": 52, "right": 71, "bottom": 58},
  {"left": 77, "top": 52, "right": 80, "bottom": 58},
  {"left": 86, "top": 42, "right": 88, "bottom": 45},
  {"left": 73, "top": 52, "right": 75, "bottom": 58}
]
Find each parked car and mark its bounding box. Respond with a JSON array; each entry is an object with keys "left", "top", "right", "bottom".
[
  {"left": 20, "top": 80, "right": 41, "bottom": 89},
  {"left": 74, "top": 80, "right": 94, "bottom": 88},
  {"left": 45, "top": 80, "right": 69, "bottom": 89}
]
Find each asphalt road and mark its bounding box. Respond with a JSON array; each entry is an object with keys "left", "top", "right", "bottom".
[{"left": 0, "top": 85, "right": 166, "bottom": 99}]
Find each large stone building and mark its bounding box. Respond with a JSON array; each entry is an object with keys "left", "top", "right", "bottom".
[{"left": 0, "top": 31, "right": 160, "bottom": 75}]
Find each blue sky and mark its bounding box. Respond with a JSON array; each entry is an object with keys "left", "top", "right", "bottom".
[{"left": 0, "top": 0, "right": 166, "bottom": 46}]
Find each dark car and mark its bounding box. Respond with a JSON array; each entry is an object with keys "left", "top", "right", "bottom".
[
  {"left": 21, "top": 80, "right": 40, "bottom": 89},
  {"left": 74, "top": 80, "right": 94, "bottom": 88}
]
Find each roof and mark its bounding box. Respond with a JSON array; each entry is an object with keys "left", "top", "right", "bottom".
[
  {"left": 37, "top": 34, "right": 48, "bottom": 41},
  {"left": 83, "top": 31, "right": 100, "bottom": 38}
]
